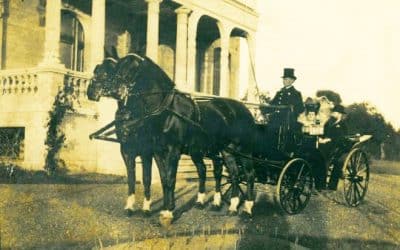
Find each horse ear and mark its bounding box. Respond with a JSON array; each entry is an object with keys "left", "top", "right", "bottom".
[{"left": 111, "top": 46, "right": 120, "bottom": 60}]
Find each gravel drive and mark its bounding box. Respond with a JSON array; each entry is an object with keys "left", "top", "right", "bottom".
[{"left": 1, "top": 167, "right": 399, "bottom": 249}]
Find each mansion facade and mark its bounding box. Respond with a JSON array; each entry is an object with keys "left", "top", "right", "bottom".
[{"left": 0, "top": 0, "right": 258, "bottom": 175}]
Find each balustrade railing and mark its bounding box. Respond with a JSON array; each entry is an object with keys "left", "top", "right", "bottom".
[
  {"left": 0, "top": 68, "right": 91, "bottom": 100},
  {"left": 63, "top": 70, "right": 92, "bottom": 101},
  {"left": 0, "top": 69, "right": 39, "bottom": 95}
]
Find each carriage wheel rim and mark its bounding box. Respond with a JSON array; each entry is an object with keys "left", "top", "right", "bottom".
[
  {"left": 342, "top": 149, "right": 369, "bottom": 206},
  {"left": 276, "top": 158, "right": 313, "bottom": 214}
]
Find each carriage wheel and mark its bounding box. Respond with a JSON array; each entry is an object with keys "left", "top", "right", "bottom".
[
  {"left": 276, "top": 158, "right": 313, "bottom": 215},
  {"left": 220, "top": 167, "right": 247, "bottom": 204},
  {"left": 342, "top": 148, "right": 369, "bottom": 207}
]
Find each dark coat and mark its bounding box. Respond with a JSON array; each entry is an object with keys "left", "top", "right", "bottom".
[
  {"left": 320, "top": 117, "right": 349, "bottom": 160},
  {"left": 323, "top": 117, "right": 348, "bottom": 142},
  {"left": 271, "top": 85, "right": 304, "bottom": 117}
]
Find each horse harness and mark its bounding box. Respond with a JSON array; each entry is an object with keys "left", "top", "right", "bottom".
[
  {"left": 117, "top": 88, "right": 206, "bottom": 135},
  {"left": 116, "top": 53, "right": 206, "bottom": 135}
]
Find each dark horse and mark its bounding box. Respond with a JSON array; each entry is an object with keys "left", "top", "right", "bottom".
[
  {"left": 87, "top": 55, "right": 154, "bottom": 214},
  {"left": 110, "top": 53, "right": 256, "bottom": 225},
  {"left": 86, "top": 53, "right": 220, "bottom": 215}
]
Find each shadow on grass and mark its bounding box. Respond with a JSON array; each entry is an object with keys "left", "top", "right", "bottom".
[{"left": 0, "top": 163, "right": 126, "bottom": 184}]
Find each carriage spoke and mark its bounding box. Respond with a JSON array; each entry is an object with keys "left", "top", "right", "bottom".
[
  {"left": 296, "top": 163, "right": 305, "bottom": 181},
  {"left": 355, "top": 152, "right": 362, "bottom": 168},
  {"left": 357, "top": 166, "right": 367, "bottom": 175},
  {"left": 353, "top": 182, "right": 360, "bottom": 205},
  {"left": 345, "top": 182, "right": 353, "bottom": 203},
  {"left": 297, "top": 195, "right": 304, "bottom": 208},
  {"left": 352, "top": 153, "right": 358, "bottom": 167},
  {"left": 289, "top": 194, "right": 297, "bottom": 212},
  {"left": 356, "top": 181, "right": 366, "bottom": 193},
  {"left": 354, "top": 182, "right": 362, "bottom": 202}
]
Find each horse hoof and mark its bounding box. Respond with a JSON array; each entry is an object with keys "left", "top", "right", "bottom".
[
  {"left": 240, "top": 211, "right": 253, "bottom": 221},
  {"left": 159, "top": 216, "right": 173, "bottom": 228},
  {"left": 125, "top": 209, "right": 134, "bottom": 217},
  {"left": 210, "top": 204, "right": 222, "bottom": 211},
  {"left": 195, "top": 202, "right": 205, "bottom": 210},
  {"left": 227, "top": 210, "right": 238, "bottom": 216}
]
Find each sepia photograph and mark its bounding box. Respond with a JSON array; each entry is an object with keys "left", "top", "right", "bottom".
[{"left": 0, "top": 0, "right": 399, "bottom": 249}]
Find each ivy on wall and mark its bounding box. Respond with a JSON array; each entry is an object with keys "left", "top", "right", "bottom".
[{"left": 44, "top": 84, "right": 75, "bottom": 175}]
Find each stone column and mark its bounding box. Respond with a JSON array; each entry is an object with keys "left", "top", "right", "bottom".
[
  {"left": 41, "top": 0, "right": 62, "bottom": 66},
  {"left": 217, "top": 22, "right": 232, "bottom": 97},
  {"left": 186, "top": 11, "right": 202, "bottom": 92},
  {"left": 145, "top": 0, "right": 162, "bottom": 63},
  {"left": 0, "top": 0, "right": 6, "bottom": 69},
  {"left": 246, "top": 32, "right": 258, "bottom": 102},
  {"left": 174, "top": 7, "right": 190, "bottom": 89},
  {"left": 90, "top": 0, "right": 106, "bottom": 71}
]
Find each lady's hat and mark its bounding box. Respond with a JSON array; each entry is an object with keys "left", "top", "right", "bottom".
[
  {"left": 332, "top": 104, "right": 346, "bottom": 114},
  {"left": 281, "top": 68, "right": 297, "bottom": 80},
  {"left": 304, "top": 97, "right": 320, "bottom": 112}
]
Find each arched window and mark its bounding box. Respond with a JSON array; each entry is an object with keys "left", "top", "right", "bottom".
[{"left": 60, "top": 10, "right": 84, "bottom": 71}]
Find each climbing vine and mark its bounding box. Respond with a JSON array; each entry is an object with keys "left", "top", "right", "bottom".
[{"left": 44, "top": 84, "right": 75, "bottom": 175}]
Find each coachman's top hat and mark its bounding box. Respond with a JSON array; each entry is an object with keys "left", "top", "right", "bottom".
[
  {"left": 332, "top": 104, "right": 346, "bottom": 114},
  {"left": 281, "top": 68, "right": 297, "bottom": 80}
]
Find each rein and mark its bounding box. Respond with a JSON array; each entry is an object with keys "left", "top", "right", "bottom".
[
  {"left": 120, "top": 89, "right": 206, "bottom": 134},
  {"left": 116, "top": 54, "right": 205, "bottom": 133}
]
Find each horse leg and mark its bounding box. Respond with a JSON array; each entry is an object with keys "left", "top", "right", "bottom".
[
  {"left": 154, "top": 146, "right": 180, "bottom": 226},
  {"left": 211, "top": 156, "right": 223, "bottom": 208},
  {"left": 241, "top": 157, "right": 256, "bottom": 216},
  {"left": 121, "top": 146, "right": 136, "bottom": 215},
  {"left": 191, "top": 153, "right": 207, "bottom": 208},
  {"left": 153, "top": 153, "right": 176, "bottom": 227},
  {"left": 222, "top": 145, "right": 240, "bottom": 215},
  {"left": 141, "top": 152, "right": 152, "bottom": 214}
]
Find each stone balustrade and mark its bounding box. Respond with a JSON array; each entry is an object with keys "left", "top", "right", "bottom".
[
  {"left": 0, "top": 68, "right": 92, "bottom": 101},
  {"left": 0, "top": 69, "right": 39, "bottom": 95},
  {"left": 63, "top": 70, "right": 92, "bottom": 101}
]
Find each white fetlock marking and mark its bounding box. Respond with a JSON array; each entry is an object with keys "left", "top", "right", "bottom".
[
  {"left": 229, "top": 197, "right": 240, "bottom": 212},
  {"left": 196, "top": 192, "right": 206, "bottom": 204},
  {"left": 160, "top": 210, "right": 173, "bottom": 219},
  {"left": 243, "top": 200, "right": 254, "bottom": 214},
  {"left": 124, "top": 194, "right": 135, "bottom": 210},
  {"left": 142, "top": 198, "right": 151, "bottom": 211},
  {"left": 213, "top": 192, "right": 221, "bottom": 206},
  {"left": 160, "top": 210, "right": 166, "bottom": 216}
]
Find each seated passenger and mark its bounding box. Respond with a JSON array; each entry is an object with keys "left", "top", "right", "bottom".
[
  {"left": 318, "top": 104, "right": 348, "bottom": 190},
  {"left": 297, "top": 98, "right": 326, "bottom": 191},
  {"left": 298, "top": 97, "right": 322, "bottom": 135}
]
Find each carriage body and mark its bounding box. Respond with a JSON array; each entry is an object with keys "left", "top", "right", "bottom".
[{"left": 221, "top": 102, "right": 372, "bottom": 214}]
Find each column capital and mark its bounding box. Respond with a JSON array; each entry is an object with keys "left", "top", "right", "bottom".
[
  {"left": 217, "top": 20, "right": 234, "bottom": 39},
  {"left": 145, "top": 0, "right": 162, "bottom": 7},
  {"left": 175, "top": 6, "right": 191, "bottom": 15}
]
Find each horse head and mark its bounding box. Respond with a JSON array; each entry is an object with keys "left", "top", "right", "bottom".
[
  {"left": 87, "top": 57, "right": 118, "bottom": 101},
  {"left": 111, "top": 53, "right": 175, "bottom": 102}
]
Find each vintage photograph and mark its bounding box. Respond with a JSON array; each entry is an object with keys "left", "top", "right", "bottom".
[{"left": 0, "top": 0, "right": 399, "bottom": 249}]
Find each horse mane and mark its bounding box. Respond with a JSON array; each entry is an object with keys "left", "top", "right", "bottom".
[{"left": 125, "top": 53, "right": 175, "bottom": 90}]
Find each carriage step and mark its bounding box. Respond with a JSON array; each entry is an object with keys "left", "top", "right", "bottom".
[{"left": 177, "top": 156, "right": 213, "bottom": 180}]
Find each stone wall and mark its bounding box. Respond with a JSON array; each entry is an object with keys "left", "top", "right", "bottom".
[{"left": 4, "top": 0, "right": 45, "bottom": 69}]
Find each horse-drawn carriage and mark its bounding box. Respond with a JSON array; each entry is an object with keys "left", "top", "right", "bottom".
[
  {"left": 86, "top": 52, "right": 371, "bottom": 225},
  {"left": 220, "top": 103, "right": 371, "bottom": 215}
]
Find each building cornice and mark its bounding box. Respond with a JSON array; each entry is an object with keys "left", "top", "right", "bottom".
[{"left": 172, "top": 0, "right": 258, "bottom": 33}]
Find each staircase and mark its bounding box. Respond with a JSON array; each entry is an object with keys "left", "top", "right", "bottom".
[{"left": 176, "top": 155, "right": 214, "bottom": 181}]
